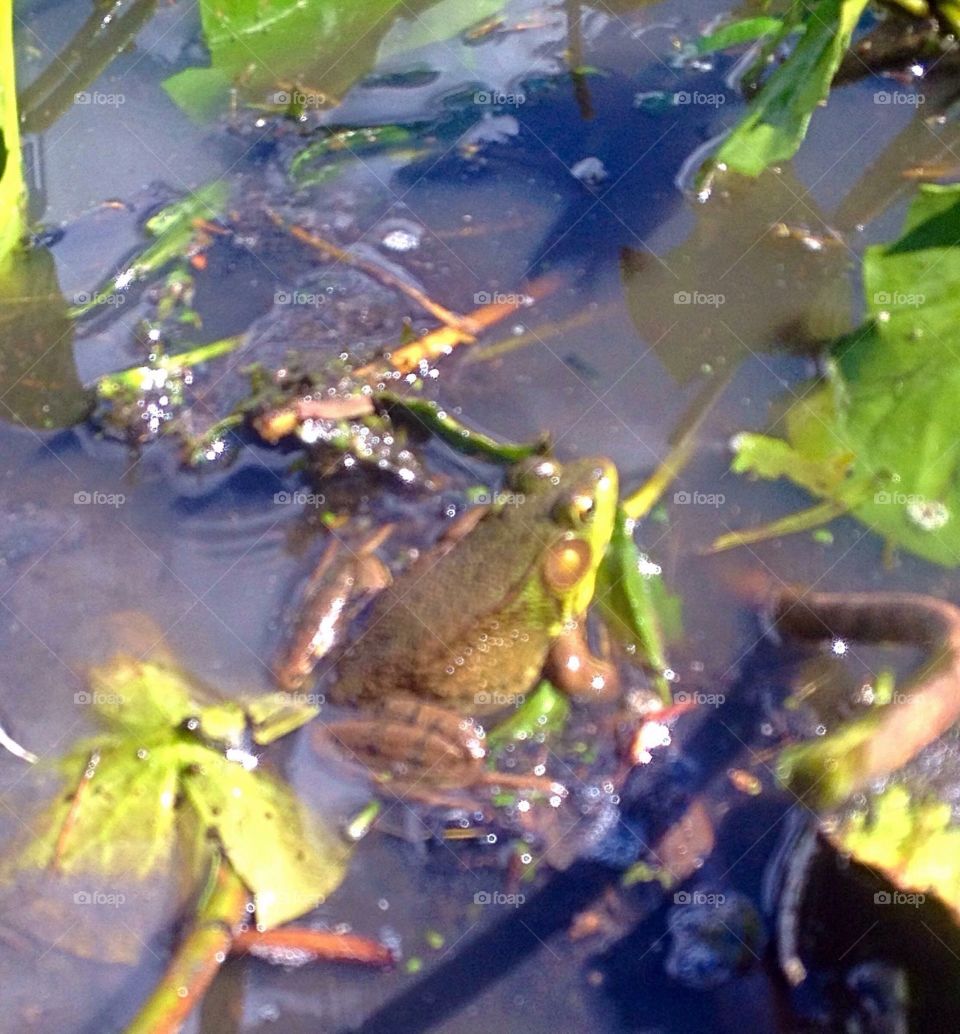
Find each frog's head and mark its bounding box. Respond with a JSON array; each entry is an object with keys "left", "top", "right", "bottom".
[{"left": 509, "top": 455, "right": 618, "bottom": 622}]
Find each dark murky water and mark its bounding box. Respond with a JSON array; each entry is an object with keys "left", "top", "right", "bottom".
[{"left": 2, "top": 0, "right": 959, "bottom": 1030}]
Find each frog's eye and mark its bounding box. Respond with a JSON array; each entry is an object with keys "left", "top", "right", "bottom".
[{"left": 552, "top": 493, "right": 595, "bottom": 527}]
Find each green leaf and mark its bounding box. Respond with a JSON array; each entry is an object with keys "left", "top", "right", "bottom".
[
  {"left": 725, "top": 184, "right": 960, "bottom": 564},
  {"left": 4, "top": 656, "right": 348, "bottom": 931},
  {"left": 486, "top": 680, "right": 569, "bottom": 750},
  {"left": 711, "top": 0, "right": 869, "bottom": 177},
  {"left": 696, "top": 16, "right": 785, "bottom": 55},
  {"left": 180, "top": 750, "right": 349, "bottom": 929},
  {"left": 594, "top": 507, "right": 681, "bottom": 704},
  {"left": 164, "top": 0, "right": 406, "bottom": 120}
]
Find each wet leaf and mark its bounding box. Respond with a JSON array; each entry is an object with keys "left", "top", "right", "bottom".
[
  {"left": 696, "top": 16, "right": 785, "bottom": 55},
  {"left": 164, "top": 0, "right": 406, "bottom": 120},
  {"left": 181, "top": 749, "right": 349, "bottom": 929},
  {"left": 724, "top": 184, "right": 960, "bottom": 565},
  {"left": 4, "top": 656, "right": 345, "bottom": 931},
  {"left": 595, "top": 507, "right": 681, "bottom": 703},
  {"left": 708, "top": 0, "right": 869, "bottom": 178},
  {"left": 829, "top": 785, "right": 960, "bottom": 922},
  {"left": 486, "top": 680, "right": 569, "bottom": 750}
]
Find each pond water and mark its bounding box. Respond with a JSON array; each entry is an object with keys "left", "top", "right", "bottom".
[{"left": 2, "top": 0, "right": 959, "bottom": 1031}]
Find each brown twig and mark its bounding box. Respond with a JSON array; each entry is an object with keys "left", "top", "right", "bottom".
[
  {"left": 231, "top": 927, "right": 394, "bottom": 967},
  {"left": 264, "top": 207, "right": 478, "bottom": 335}
]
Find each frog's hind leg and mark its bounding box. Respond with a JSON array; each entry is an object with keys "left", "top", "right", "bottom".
[{"left": 317, "top": 699, "right": 562, "bottom": 796}]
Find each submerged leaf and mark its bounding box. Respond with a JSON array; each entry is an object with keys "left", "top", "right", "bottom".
[{"left": 725, "top": 184, "right": 960, "bottom": 565}]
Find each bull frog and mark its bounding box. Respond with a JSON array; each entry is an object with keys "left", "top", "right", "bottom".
[{"left": 274, "top": 455, "right": 619, "bottom": 785}]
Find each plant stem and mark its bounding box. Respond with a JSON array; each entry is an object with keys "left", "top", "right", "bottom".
[
  {"left": 125, "top": 854, "right": 249, "bottom": 1034},
  {"left": 0, "top": 0, "right": 25, "bottom": 264}
]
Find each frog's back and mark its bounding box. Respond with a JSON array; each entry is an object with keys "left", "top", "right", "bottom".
[{"left": 332, "top": 507, "right": 562, "bottom": 708}]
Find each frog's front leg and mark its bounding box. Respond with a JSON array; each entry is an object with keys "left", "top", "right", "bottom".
[
  {"left": 274, "top": 526, "right": 393, "bottom": 691},
  {"left": 545, "top": 620, "right": 619, "bottom": 700}
]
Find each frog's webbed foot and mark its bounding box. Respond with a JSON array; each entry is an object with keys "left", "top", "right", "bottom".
[{"left": 545, "top": 621, "right": 619, "bottom": 700}]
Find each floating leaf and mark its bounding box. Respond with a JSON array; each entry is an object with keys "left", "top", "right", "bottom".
[
  {"left": 164, "top": 0, "right": 406, "bottom": 120},
  {"left": 180, "top": 749, "right": 349, "bottom": 929},
  {"left": 829, "top": 784, "right": 960, "bottom": 923},
  {"left": 3, "top": 656, "right": 346, "bottom": 932},
  {"left": 709, "top": 0, "right": 869, "bottom": 178},
  {"left": 724, "top": 184, "right": 960, "bottom": 565}
]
